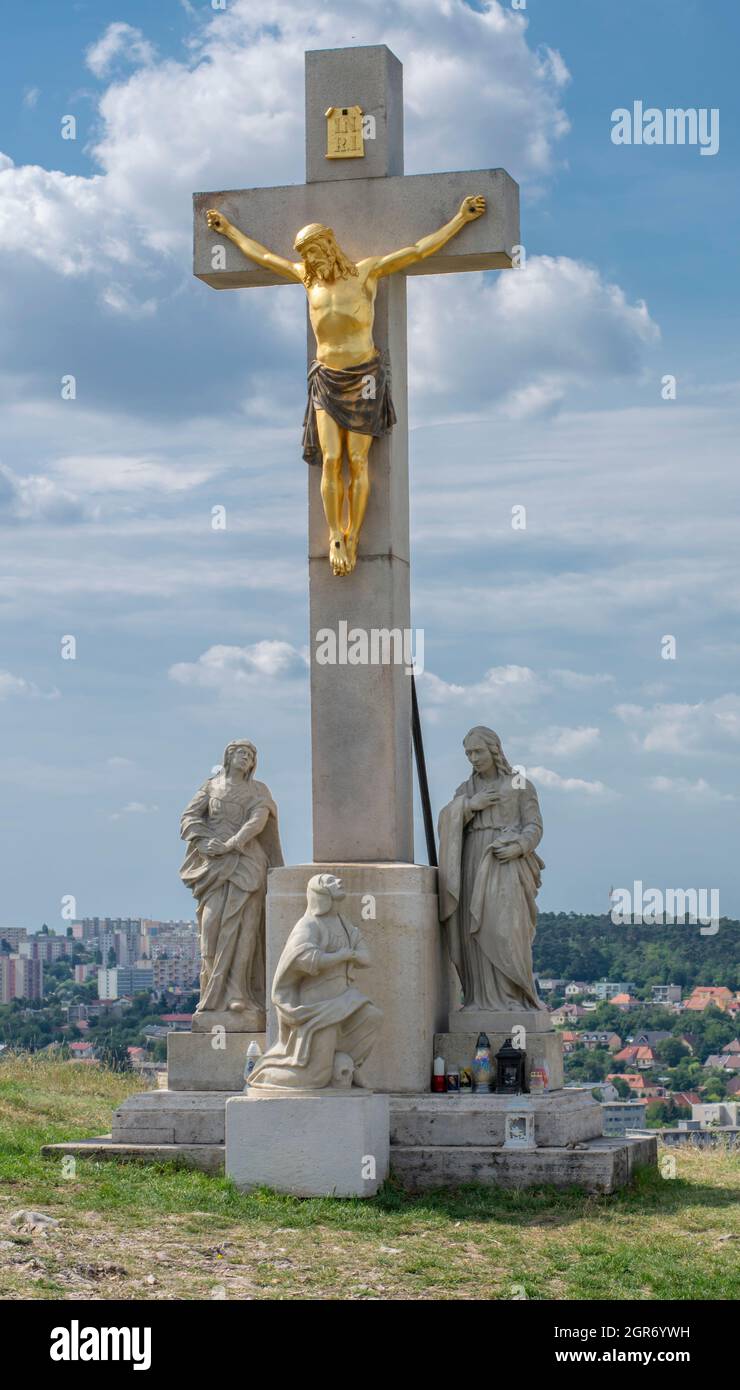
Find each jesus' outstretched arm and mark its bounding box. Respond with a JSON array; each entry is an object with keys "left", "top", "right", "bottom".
[
  {"left": 205, "top": 209, "right": 304, "bottom": 283},
  {"left": 363, "top": 195, "right": 486, "bottom": 280}
]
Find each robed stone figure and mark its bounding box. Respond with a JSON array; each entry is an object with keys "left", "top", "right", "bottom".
[
  {"left": 438, "top": 726, "right": 546, "bottom": 1013},
  {"left": 180, "top": 739, "right": 283, "bottom": 1020},
  {"left": 248, "top": 873, "right": 382, "bottom": 1090}
]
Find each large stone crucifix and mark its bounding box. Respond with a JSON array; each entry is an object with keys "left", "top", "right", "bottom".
[{"left": 194, "top": 44, "right": 519, "bottom": 867}]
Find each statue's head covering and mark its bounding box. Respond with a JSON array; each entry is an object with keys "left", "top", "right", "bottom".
[
  {"left": 294, "top": 222, "right": 331, "bottom": 253},
  {"left": 221, "top": 739, "right": 257, "bottom": 777},
  {"left": 463, "top": 726, "right": 514, "bottom": 777},
  {"left": 306, "top": 872, "right": 342, "bottom": 916},
  {"left": 294, "top": 223, "right": 358, "bottom": 287}
]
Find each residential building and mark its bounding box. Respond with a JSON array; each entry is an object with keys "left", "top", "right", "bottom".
[
  {"left": 684, "top": 986, "right": 735, "bottom": 1013},
  {"left": 607, "top": 1071, "right": 646, "bottom": 1093},
  {"left": 0, "top": 953, "right": 44, "bottom": 1002},
  {"left": 704, "top": 1052, "right": 740, "bottom": 1072},
  {"left": 0, "top": 928, "right": 28, "bottom": 952},
  {"left": 609, "top": 992, "right": 640, "bottom": 1010},
  {"left": 97, "top": 967, "right": 119, "bottom": 1001},
  {"left": 18, "top": 935, "right": 72, "bottom": 963},
  {"left": 592, "top": 980, "right": 636, "bottom": 1001},
  {"left": 602, "top": 1101, "right": 649, "bottom": 1135},
  {"left": 633, "top": 1030, "right": 672, "bottom": 1049},
  {"left": 692, "top": 1102, "right": 740, "bottom": 1127},
  {"left": 580, "top": 1031, "right": 622, "bottom": 1052},
  {"left": 652, "top": 984, "right": 682, "bottom": 1005},
  {"left": 614, "top": 1044, "right": 657, "bottom": 1070}
]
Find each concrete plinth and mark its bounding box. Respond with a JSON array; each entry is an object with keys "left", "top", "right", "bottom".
[
  {"left": 389, "top": 1090, "right": 602, "bottom": 1149},
  {"left": 435, "top": 1026, "right": 564, "bottom": 1091},
  {"left": 167, "top": 1029, "right": 265, "bottom": 1091},
  {"left": 191, "top": 1008, "right": 265, "bottom": 1034},
  {"left": 266, "top": 863, "right": 445, "bottom": 1092},
  {"left": 447, "top": 1008, "right": 553, "bottom": 1036},
  {"left": 111, "top": 1089, "right": 239, "bottom": 1145},
  {"left": 225, "top": 1091, "right": 390, "bottom": 1197},
  {"left": 391, "top": 1135, "right": 657, "bottom": 1194}
]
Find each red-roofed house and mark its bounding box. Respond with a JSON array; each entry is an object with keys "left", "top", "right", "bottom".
[
  {"left": 607, "top": 1071, "right": 646, "bottom": 1093},
  {"left": 614, "top": 1044, "right": 657, "bottom": 1070},
  {"left": 684, "top": 987, "right": 735, "bottom": 1013},
  {"left": 610, "top": 993, "right": 640, "bottom": 1009}
]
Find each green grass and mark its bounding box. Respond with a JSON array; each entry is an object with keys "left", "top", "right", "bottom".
[{"left": 0, "top": 1053, "right": 738, "bottom": 1300}]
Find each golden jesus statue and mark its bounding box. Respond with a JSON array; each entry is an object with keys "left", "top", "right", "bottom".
[{"left": 206, "top": 195, "right": 486, "bottom": 576}]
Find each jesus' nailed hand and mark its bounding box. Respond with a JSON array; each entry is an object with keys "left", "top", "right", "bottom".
[{"left": 205, "top": 195, "right": 486, "bottom": 576}]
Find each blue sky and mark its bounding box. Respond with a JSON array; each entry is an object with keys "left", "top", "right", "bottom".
[{"left": 1, "top": 0, "right": 738, "bottom": 928}]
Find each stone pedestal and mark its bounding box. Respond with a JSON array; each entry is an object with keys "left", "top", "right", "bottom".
[
  {"left": 266, "top": 863, "right": 446, "bottom": 1092},
  {"left": 191, "top": 1009, "right": 265, "bottom": 1034},
  {"left": 166, "top": 1029, "right": 265, "bottom": 1092},
  {"left": 225, "top": 1091, "right": 390, "bottom": 1197},
  {"left": 438, "top": 1008, "right": 564, "bottom": 1091}
]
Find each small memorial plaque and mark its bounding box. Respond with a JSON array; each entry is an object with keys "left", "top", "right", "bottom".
[{"left": 325, "top": 105, "right": 364, "bottom": 159}]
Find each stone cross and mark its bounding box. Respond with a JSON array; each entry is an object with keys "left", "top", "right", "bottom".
[{"left": 193, "top": 45, "right": 519, "bottom": 865}]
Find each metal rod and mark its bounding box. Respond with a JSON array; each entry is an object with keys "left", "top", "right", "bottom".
[{"left": 411, "top": 672, "right": 437, "bottom": 867}]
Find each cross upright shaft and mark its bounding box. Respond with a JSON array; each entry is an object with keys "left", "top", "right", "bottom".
[{"left": 193, "top": 44, "right": 519, "bottom": 864}]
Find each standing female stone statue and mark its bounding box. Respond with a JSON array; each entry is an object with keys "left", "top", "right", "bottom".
[
  {"left": 438, "top": 726, "right": 546, "bottom": 1013},
  {"left": 180, "top": 740, "right": 283, "bottom": 1026}
]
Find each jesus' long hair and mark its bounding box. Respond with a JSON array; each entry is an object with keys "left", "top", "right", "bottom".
[
  {"left": 463, "top": 726, "right": 514, "bottom": 778},
  {"left": 300, "top": 228, "right": 359, "bottom": 289}
]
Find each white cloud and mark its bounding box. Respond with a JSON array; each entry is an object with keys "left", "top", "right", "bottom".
[
  {"left": 648, "top": 776, "right": 735, "bottom": 803},
  {"left": 419, "top": 664, "right": 541, "bottom": 707},
  {"left": 409, "top": 256, "right": 659, "bottom": 421},
  {"left": 551, "top": 670, "right": 616, "bottom": 690},
  {"left": 22, "top": 87, "right": 40, "bottom": 110},
  {"left": 52, "top": 454, "right": 215, "bottom": 495},
  {"left": 0, "top": 0, "right": 571, "bottom": 278},
  {"left": 0, "top": 670, "right": 59, "bottom": 700},
  {"left": 530, "top": 725, "right": 601, "bottom": 758},
  {"left": 109, "top": 800, "right": 159, "bottom": 820},
  {"left": 615, "top": 695, "right": 740, "bottom": 756},
  {"left": 86, "top": 23, "right": 156, "bottom": 79},
  {"left": 529, "top": 765, "right": 616, "bottom": 799},
  {"left": 0, "top": 462, "right": 92, "bottom": 524},
  {"left": 169, "top": 641, "right": 308, "bottom": 692}
]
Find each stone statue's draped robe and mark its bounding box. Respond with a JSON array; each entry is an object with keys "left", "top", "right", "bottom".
[
  {"left": 180, "top": 775, "right": 283, "bottom": 1013},
  {"left": 438, "top": 773, "right": 546, "bottom": 1011},
  {"left": 249, "top": 910, "right": 381, "bottom": 1089}
]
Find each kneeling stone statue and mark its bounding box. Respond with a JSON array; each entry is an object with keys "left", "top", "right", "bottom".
[{"left": 248, "top": 873, "right": 382, "bottom": 1091}]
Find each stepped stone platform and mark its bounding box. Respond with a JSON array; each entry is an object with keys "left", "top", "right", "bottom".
[{"left": 42, "top": 1086, "right": 657, "bottom": 1192}]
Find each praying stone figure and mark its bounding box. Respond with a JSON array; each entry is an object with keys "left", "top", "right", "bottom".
[
  {"left": 180, "top": 740, "right": 283, "bottom": 1028},
  {"left": 248, "top": 873, "right": 382, "bottom": 1090},
  {"left": 438, "top": 726, "right": 547, "bottom": 1014},
  {"left": 205, "top": 196, "right": 486, "bottom": 576}
]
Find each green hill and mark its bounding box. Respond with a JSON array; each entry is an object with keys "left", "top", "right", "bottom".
[{"left": 0, "top": 1054, "right": 738, "bottom": 1301}]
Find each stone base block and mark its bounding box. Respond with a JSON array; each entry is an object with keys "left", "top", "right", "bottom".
[
  {"left": 225, "top": 1091, "right": 390, "bottom": 1197},
  {"left": 390, "top": 1090, "right": 602, "bottom": 1149},
  {"left": 266, "top": 863, "right": 446, "bottom": 1093},
  {"left": 192, "top": 1008, "right": 265, "bottom": 1034},
  {"left": 167, "top": 1030, "right": 265, "bottom": 1091},
  {"left": 390, "top": 1135, "right": 658, "bottom": 1194},
  {"left": 111, "top": 1089, "right": 239, "bottom": 1144},
  {"left": 42, "top": 1137, "right": 225, "bottom": 1176},
  {"left": 447, "top": 1008, "right": 553, "bottom": 1036},
  {"left": 434, "top": 1028, "right": 564, "bottom": 1091}
]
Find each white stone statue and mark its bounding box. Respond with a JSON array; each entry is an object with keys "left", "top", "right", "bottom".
[
  {"left": 180, "top": 740, "right": 283, "bottom": 1025},
  {"left": 248, "top": 873, "right": 382, "bottom": 1090},
  {"left": 438, "top": 726, "right": 547, "bottom": 1013}
]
